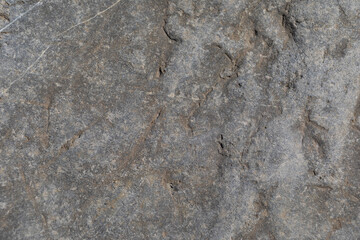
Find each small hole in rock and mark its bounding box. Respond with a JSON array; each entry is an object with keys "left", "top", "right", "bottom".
[{"left": 159, "top": 67, "right": 165, "bottom": 76}]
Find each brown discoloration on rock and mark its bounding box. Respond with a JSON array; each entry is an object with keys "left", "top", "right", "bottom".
[{"left": 1, "top": 0, "right": 360, "bottom": 239}]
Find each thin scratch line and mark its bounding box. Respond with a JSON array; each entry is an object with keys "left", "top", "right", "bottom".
[
  {"left": 3, "top": 45, "right": 50, "bottom": 94},
  {"left": 57, "top": 0, "right": 122, "bottom": 37},
  {"left": 0, "top": 1, "right": 42, "bottom": 33},
  {"left": 1, "top": 0, "right": 122, "bottom": 96}
]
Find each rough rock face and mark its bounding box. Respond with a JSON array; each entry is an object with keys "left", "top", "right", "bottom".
[{"left": 0, "top": 0, "right": 359, "bottom": 239}]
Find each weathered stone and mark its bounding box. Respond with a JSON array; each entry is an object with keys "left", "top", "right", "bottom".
[{"left": 0, "top": 0, "right": 359, "bottom": 239}]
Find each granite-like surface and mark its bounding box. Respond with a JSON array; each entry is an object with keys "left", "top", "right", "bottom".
[{"left": 1, "top": 0, "right": 360, "bottom": 239}]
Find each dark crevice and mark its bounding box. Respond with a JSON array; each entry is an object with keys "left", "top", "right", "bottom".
[
  {"left": 58, "top": 115, "right": 104, "bottom": 154},
  {"left": 305, "top": 111, "right": 328, "bottom": 132},
  {"left": 217, "top": 134, "right": 233, "bottom": 157},
  {"left": 0, "top": 31, "right": 10, "bottom": 37},
  {"left": 158, "top": 66, "right": 165, "bottom": 76},
  {"left": 213, "top": 43, "right": 233, "bottom": 63},
  {"left": 282, "top": 13, "right": 297, "bottom": 40},
  {"left": 60, "top": 130, "right": 83, "bottom": 152},
  {"left": 0, "top": 13, "right": 10, "bottom": 21},
  {"left": 169, "top": 183, "right": 179, "bottom": 192},
  {"left": 307, "top": 184, "right": 333, "bottom": 191},
  {"left": 337, "top": 0, "right": 349, "bottom": 24},
  {"left": 162, "top": 20, "right": 181, "bottom": 42},
  {"left": 301, "top": 98, "right": 330, "bottom": 180}
]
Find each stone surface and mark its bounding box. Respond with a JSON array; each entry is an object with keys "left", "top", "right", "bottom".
[{"left": 0, "top": 0, "right": 360, "bottom": 239}]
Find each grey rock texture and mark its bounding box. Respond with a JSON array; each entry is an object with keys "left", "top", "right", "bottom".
[{"left": 1, "top": 0, "right": 360, "bottom": 239}]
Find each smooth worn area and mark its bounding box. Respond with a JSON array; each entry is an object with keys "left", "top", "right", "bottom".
[{"left": 0, "top": 0, "right": 360, "bottom": 239}]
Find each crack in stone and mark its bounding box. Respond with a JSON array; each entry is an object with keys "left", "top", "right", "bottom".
[
  {"left": 0, "top": 1, "right": 42, "bottom": 33},
  {"left": 57, "top": 0, "right": 123, "bottom": 37},
  {"left": 38, "top": 115, "right": 104, "bottom": 175},
  {"left": 2, "top": 45, "right": 50, "bottom": 97},
  {"left": 116, "top": 107, "right": 165, "bottom": 170}
]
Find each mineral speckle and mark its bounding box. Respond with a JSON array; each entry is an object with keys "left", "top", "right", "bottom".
[{"left": 1, "top": 0, "right": 360, "bottom": 239}]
